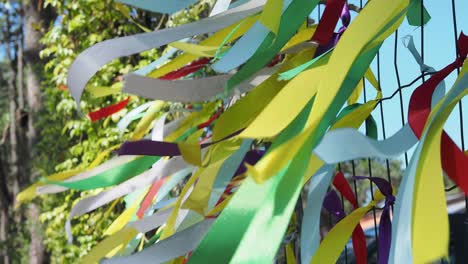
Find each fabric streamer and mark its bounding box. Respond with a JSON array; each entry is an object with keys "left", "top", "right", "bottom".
[
  {"left": 117, "top": 102, "right": 154, "bottom": 134},
  {"left": 22, "top": 0, "right": 468, "bottom": 263},
  {"left": 136, "top": 178, "right": 167, "bottom": 219},
  {"left": 190, "top": 3, "right": 407, "bottom": 264},
  {"left": 407, "top": 33, "right": 468, "bottom": 193},
  {"left": 88, "top": 97, "right": 130, "bottom": 122},
  {"left": 332, "top": 172, "right": 367, "bottom": 264},
  {"left": 300, "top": 165, "right": 335, "bottom": 264},
  {"left": 102, "top": 220, "right": 214, "bottom": 264},
  {"left": 225, "top": 0, "right": 321, "bottom": 89},
  {"left": 210, "top": 0, "right": 232, "bottom": 16},
  {"left": 310, "top": 191, "right": 385, "bottom": 263},
  {"left": 389, "top": 53, "right": 468, "bottom": 264},
  {"left": 36, "top": 155, "right": 136, "bottom": 194},
  {"left": 64, "top": 156, "right": 189, "bottom": 241},
  {"left": 67, "top": 0, "right": 266, "bottom": 106},
  {"left": 159, "top": 58, "right": 211, "bottom": 80},
  {"left": 115, "top": 0, "right": 199, "bottom": 14},
  {"left": 211, "top": 0, "right": 293, "bottom": 73},
  {"left": 410, "top": 60, "right": 468, "bottom": 263},
  {"left": 311, "top": 0, "right": 346, "bottom": 45},
  {"left": 353, "top": 176, "right": 394, "bottom": 264},
  {"left": 124, "top": 64, "right": 279, "bottom": 103}
]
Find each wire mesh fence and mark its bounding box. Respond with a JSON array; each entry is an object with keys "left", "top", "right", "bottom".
[{"left": 305, "top": 1, "right": 467, "bottom": 263}]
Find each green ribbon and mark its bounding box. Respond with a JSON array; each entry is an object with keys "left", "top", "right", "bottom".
[
  {"left": 226, "top": 0, "right": 321, "bottom": 90},
  {"left": 192, "top": 2, "right": 407, "bottom": 260},
  {"left": 278, "top": 48, "right": 333, "bottom": 81},
  {"left": 336, "top": 103, "right": 378, "bottom": 140},
  {"left": 43, "top": 127, "right": 195, "bottom": 191},
  {"left": 188, "top": 25, "right": 392, "bottom": 264},
  {"left": 44, "top": 156, "right": 159, "bottom": 191},
  {"left": 366, "top": 114, "right": 378, "bottom": 140},
  {"left": 406, "top": 0, "right": 431, "bottom": 26},
  {"left": 188, "top": 98, "right": 314, "bottom": 264}
]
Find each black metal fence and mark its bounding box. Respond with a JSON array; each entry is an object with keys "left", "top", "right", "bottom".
[{"left": 313, "top": 1, "right": 467, "bottom": 263}]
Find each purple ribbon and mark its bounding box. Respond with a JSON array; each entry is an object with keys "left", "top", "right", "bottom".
[
  {"left": 315, "top": 4, "right": 350, "bottom": 57},
  {"left": 323, "top": 190, "right": 347, "bottom": 221},
  {"left": 353, "top": 176, "right": 395, "bottom": 264},
  {"left": 116, "top": 129, "right": 243, "bottom": 157},
  {"left": 234, "top": 150, "right": 265, "bottom": 176}
]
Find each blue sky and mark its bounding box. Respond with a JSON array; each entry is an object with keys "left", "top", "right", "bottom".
[
  {"left": 377, "top": 0, "right": 467, "bottom": 163},
  {"left": 321, "top": 0, "right": 468, "bottom": 165}
]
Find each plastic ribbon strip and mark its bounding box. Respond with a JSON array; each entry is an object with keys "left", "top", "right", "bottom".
[
  {"left": 407, "top": 33, "right": 468, "bottom": 193},
  {"left": 332, "top": 172, "right": 367, "bottom": 264},
  {"left": 64, "top": 156, "right": 190, "bottom": 241},
  {"left": 115, "top": 0, "right": 199, "bottom": 14},
  {"left": 390, "top": 56, "right": 468, "bottom": 263},
  {"left": 210, "top": 0, "right": 293, "bottom": 73},
  {"left": 22, "top": 0, "right": 468, "bottom": 263},
  {"left": 311, "top": 188, "right": 386, "bottom": 263},
  {"left": 67, "top": 0, "right": 266, "bottom": 105},
  {"left": 117, "top": 102, "right": 154, "bottom": 134},
  {"left": 102, "top": 220, "right": 214, "bottom": 264},
  {"left": 88, "top": 97, "right": 130, "bottom": 122},
  {"left": 312, "top": 0, "right": 346, "bottom": 45},
  {"left": 353, "top": 176, "right": 394, "bottom": 264},
  {"left": 123, "top": 64, "right": 279, "bottom": 103},
  {"left": 189, "top": 3, "right": 408, "bottom": 264}
]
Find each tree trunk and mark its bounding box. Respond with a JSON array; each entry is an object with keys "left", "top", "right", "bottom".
[
  {"left": 27, "top": 204, "right": 45, "bottom": 264},
  {"left": 7, "top": 60, "right": 20, "bottom": 204},
  {"left": 22, "top": 2, "right": 56, "bottom": 263},
  {"left": 0, "top": 208, "right": 10, "bottom": 264}
]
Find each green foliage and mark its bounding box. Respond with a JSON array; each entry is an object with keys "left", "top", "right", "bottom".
[{"left": 35, "top": 0, "right": 210, "bottom": 262}]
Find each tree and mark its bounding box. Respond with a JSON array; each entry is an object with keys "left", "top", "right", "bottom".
[{"left": 32, "top": 0, "right": 209, "bottom": 262}]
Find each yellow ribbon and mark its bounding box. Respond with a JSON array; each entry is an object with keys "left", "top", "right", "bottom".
[
  {"left": 286, "top": 243, "right": 297, "bottom": 264},
  {"left": 242, "top": 0, "right": 408, "bottom": 184},
  {"left": 212, "top": 47, "right": 317, "bottom": 141},
  {"left": 311, "top": 192, "right": 385, "bottom": 264},
  {"left": 259, "top": 0, "right": 283, "bottom": 35},
  {"left": 131, "top": 100, "right": 166, "bottom": 140},
  {"left": 148, "top": 15, "right": 259, "bottom": 79},
  {"left": 411, "top": 62, "right": 468, "bottom": 263},
  {"left": 281, "top": 26, "right": 317, "bottom": 52},
  {"left": 103, "top": 188, "right": 149, "bottom": 236},
  {"left": 81, "top": 227, "right": 139, "bottom": 264}
]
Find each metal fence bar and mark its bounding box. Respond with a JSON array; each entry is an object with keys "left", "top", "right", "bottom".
[{"left": 450, "top": 0, "right": 468, "bottom": 231}]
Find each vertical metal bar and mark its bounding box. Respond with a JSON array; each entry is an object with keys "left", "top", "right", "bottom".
[
  {"left": 318, "top": 3, "right": 321, "bottom": 20},
  {"left": 377, "top": 52, "right": 393, "bottom": 188},
  {"left": 360, "top": 0, "right": 379, "bottom": 257},
  {"left": 450, "top": 0, "right": 468, "bottom": 231},
  {"left": 351, "top": 160, "right": 359, "bottom": 207},
  {"left": 420, "top": 0, "right": 425, "bottom": 82},
  {"left": 393, "top": 29, "right": 409, "bottom": 166},
  {"left": 337, "top": 163, "right": 349, "bottom": 264}
]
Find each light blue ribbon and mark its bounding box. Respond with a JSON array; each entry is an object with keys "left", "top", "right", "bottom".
[{"left": 116, "top": 0, "right": 198, "bottom": 14}]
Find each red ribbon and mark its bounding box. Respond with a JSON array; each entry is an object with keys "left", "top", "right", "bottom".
[
  {"left": 311, "top": 0, "right": 347, "bottom": 45},
  {"left": 136, "top": 178, "right": 166, "bottom": 219},
  {"left": 197, "top": 107, "right": 223, "bottom": 129},
  {"left": 160, "top": 58, "right": 211, "bottom": 80},
  {"left": 267, "top": 54, "right": 284, "bottom": 67},
  {"left": 88, "top": 97, "right": 130, "bottom": 122},
  {"left": 408, "top": 32, "right": 468, "bottom": 194},
  {"left": 333, "top": 172, "right": 367, "bottom": 264}
]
